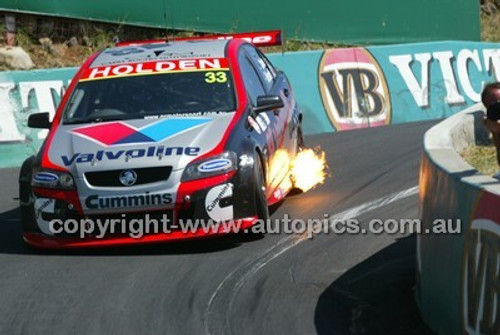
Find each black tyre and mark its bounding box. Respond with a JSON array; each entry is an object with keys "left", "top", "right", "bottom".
[
  {"left": 19, "top": 156, "right": 36, "bottom": 233},
  {"left": 292, "top": 123, "right": 305, "bottom": 193},
  {"left": 254, "top": 154, "right": 269, "bottom": 221},
  {"left": 297, "top": 122, "right": 304, "bottom": 152}
]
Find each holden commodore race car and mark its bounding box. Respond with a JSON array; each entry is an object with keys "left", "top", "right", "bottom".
[{"left": 19, "top": 31, "right": 304, "bottom": 248}]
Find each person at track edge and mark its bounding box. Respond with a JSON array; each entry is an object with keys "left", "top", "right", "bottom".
[{"left": 482, "top": 82, "right": 500, "bottom": 178}]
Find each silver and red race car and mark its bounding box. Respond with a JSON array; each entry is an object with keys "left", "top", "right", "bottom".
[{"left": 19, "top": 31, "right": 304, "bottom": 248}]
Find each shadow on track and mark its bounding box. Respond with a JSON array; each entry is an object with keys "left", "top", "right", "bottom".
[
  {"left": 314, "top": 235, "right": 434, "bottom": 335},
  {"left": 0, "top": 206, "right": 264, "bottom": 257}
]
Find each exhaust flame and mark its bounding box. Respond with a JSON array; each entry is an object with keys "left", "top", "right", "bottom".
[
  {"left": 268, "top": 149, "right": 291, "bottom": 185},
  {"left": 291, "top": 148, "right": 328, "bottom": 192}
]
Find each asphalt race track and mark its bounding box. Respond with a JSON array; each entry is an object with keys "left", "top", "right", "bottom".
[{"left": 0, "top": 120, "right": 437, "bottom": 335}]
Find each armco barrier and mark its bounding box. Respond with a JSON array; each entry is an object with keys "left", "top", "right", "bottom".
[
  {"left": 0, "top": 0, "right": 479, "bottom": 44},
  {"left": 2, "top": 41, "right": 500, "bottom": 168},
  {"left": 417, "top": 103, "right": 500, "bottom": 334}
]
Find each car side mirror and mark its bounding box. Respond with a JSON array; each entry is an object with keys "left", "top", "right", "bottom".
[
  {"left": 28, "top": 112, "right": 52, "bottom": 129},
  {"left": 253, "top": 95, "right": 284, "bottom": 113}
]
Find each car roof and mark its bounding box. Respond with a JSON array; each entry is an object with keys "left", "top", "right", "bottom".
[{"left": 90, "top": 39, "right": 231, "bottom": 68}]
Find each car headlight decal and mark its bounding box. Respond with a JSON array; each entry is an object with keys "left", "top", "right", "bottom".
[
  {"left": 181, "top": 151, "right": 237, "bottom": 182},
  {"left": 32, "top": 169, "right": 76, "bottom": 190}
]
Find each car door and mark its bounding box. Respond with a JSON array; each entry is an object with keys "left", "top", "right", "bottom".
[
  {"left": 238, "top": 50, "right": 277, "bottom": 186},
  {"left": 239, "top": 46, "right": 292, "bottom": 194},
  {"left": 243, "top": 45, "right": 294, "bottom": 156}
]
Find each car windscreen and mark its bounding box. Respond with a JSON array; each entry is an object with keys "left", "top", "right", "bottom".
[{"left": 62, "top": 70, "right": 235, "bottom": 124}]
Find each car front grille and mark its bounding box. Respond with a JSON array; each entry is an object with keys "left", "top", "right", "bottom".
[{"left": 85, "top": 166, "right": 172, "bottom": 187}]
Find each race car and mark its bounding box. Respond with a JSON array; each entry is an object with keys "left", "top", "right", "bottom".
[{"left": 19, "top": 30, "right": 304, "bottom": 248}]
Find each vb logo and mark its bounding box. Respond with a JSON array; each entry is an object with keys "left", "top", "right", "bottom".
[
  {"left": 318, "top": 48, "right": 391, "bottom": 131},
  {"left": 462, "top": 218, "right": 500, "bottom": 334}
]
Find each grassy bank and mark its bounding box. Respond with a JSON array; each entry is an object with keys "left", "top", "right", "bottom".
[
  {"left": 460, "top": 144, "right": 498, "bottom": 176},
  {"left": 0, "top": 14, "right": 337, "bottom": 70}
]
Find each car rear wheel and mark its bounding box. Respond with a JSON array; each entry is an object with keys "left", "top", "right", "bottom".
[
  {"left": 297, "top": 122, "right": 304, "bottom": 152},
  {"left": 292, "top": 123, "right": 305, "bottom": 192}
]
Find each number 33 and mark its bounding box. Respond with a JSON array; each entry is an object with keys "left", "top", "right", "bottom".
[{"left": 205, "top": 71, "right": 227, "bottom": 83}]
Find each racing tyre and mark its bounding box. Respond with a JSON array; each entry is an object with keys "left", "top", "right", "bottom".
[
  {"left": 297, "top": 122, "right": 304, "bottom": 152},
  {"left": 254, "top": 154, "right": 270, "bottom": 221},
  {"left": 19, "top": 157, "right": 36, "bottom": 234},
  {"left": 292, "top": 123, "right": 305, "bottom": 193}
]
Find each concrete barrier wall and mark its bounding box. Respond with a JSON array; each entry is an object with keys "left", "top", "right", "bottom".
[
  {"left": 0, "top": 68, "right": 72, "bottom": 168},
  {"left": 417, "top": 104, "right": 500, "bottom": 334},
  {"left": 2, "top": 41, "right": 500, "bottom": 167}
]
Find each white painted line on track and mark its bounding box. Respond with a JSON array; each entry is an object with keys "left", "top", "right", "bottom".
[
  {"left": 329, "top": 186, "right": 419, "bottom": 223},
  {"left": 204, "top": 185, "right": 419, "bottom": 335}
]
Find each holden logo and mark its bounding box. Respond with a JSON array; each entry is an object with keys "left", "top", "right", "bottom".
[{"left": 119, "top": 169, "right": 137, "bottom": 186}]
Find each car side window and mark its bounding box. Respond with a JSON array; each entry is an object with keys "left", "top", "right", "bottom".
[
  {"left": 258, "top": 50, "right": 278, "bottom": 80},
  {"left": 243, "top": 45, "right": 276, "bottom": 92},
  {"left": 239, "top": 52, "right": 266, "bottom": 106}
]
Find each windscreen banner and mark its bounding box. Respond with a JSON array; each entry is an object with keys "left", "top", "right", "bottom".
[{"left": 1, "top": 41, "right": 499, "bottom": 167}]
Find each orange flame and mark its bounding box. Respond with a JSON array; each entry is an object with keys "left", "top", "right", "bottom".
[
  {"left": 291, "top": 148, "right": 328, "bottom": 192},
  {"left": 268, "top": 149, "right": 291, "bottom": 184}
]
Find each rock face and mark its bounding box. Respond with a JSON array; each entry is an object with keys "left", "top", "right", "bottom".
[
  {"left": 0, "top": 47, "right": 35, "bottom": 70},
  {"left": 482, "top": 0, "right": 500, "bottom": 14}
]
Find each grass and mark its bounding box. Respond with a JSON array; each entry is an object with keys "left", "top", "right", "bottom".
[
  {"left": 460, "top": 144, "right": 498, "bottom": 176},
  {"left": 0, "top": 13, "right": 341, "bottom": 70},
  {"left": 481, "top": 11, "right": 500, "bottom": 42},
  {"left": 0, "top": 8, "right": 497, "bottom": 69}
]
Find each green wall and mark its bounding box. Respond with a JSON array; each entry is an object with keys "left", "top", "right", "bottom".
[{"left": 0, "top": 0, "right": 480, "bottom": 44}]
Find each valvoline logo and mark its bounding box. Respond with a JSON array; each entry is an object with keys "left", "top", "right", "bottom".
[{"left": 72, "top": 118, "right": 211, "bottom": 146}]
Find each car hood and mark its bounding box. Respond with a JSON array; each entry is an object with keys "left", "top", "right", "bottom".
[{"left": 46, "top": 113, "right": 235, "bottom": 177}]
